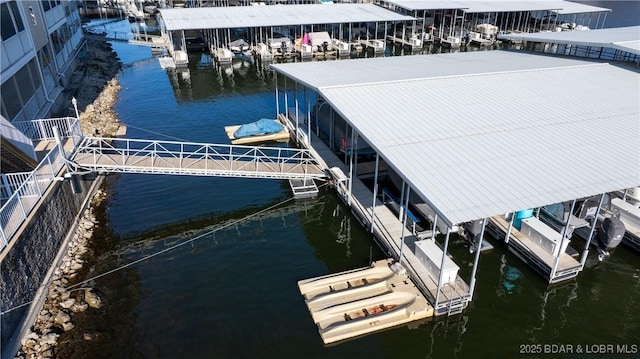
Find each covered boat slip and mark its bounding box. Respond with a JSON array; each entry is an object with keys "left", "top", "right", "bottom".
[
  {"left": 487, "top": 216, "right": 582, "bottom": 283},
  {"left": 272, "top": 50, "right": 639, "bottom": 291},
  {"left": 376, "top": 0, "right": 610, "bottom": 45},
  {"left": 158, "top": 4, "right": 414, "bottom": 64},
  {"left": 283, "top": 107, "right": 472, "bottom": 317},
  {"left": 498, "top": 25, "right": 640, "bottom": 62}
]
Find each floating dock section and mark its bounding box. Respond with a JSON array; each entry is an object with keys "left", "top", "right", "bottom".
[
  {"left": 298, "top": 259, "right": 433, "bottom": 345},
  {"left": 488, "top": 215, "right": 581, "bottom": 283}
]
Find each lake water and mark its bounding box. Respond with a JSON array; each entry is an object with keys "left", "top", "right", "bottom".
[{"left": 57, "top": 3, "right": 640, "bottom": 358}]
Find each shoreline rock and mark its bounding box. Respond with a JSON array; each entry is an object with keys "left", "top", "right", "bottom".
[
  {"left": 15, "top": 191, "right": 106, "bottom": 359},
  {"left": 16, "top": 29, "right": 124, "bottom": 359}
]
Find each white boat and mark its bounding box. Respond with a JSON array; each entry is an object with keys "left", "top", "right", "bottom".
[
  {"left": 540, "top": 196, "right": 626, "bottom": 260},
  {"left": 440, "top": 35, "right": 461, "bottom": 48},
  {"left": 224, "top": 118, "right": 290, "bottom": 145},
  {"left": 308, "top": 32, "right": 334, "bottom": 54},
  {"left": 228, "top": 39, "right": 250, "bottom": 54},
  {"left": 267, "top": 37, "right": 293, "bottom": 57}
]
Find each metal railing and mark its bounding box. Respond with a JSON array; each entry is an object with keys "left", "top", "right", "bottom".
[
  {"left": 12, "top": 117, "right": 82, "bottom": 148},
  {"left": 0, "top": 118, "right": 82, "bottom": 252},
  {"left": 0, "top": 146, "right": 65, "bottom": 251},
  {"left": 70, "top": 137, "right": 326, "bottom": 180}
]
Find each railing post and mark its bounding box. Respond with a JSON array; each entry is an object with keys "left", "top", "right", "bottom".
[
  {"left": 53, "top": 126, "right": 67, "bottom": 159},
  {"left": 47, "top": 155, "right": 56, "bottom": 178}
]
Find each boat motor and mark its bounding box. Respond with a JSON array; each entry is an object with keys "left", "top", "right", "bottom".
[{"left": 597, "top": 217, "right": 625, "bottom": 250}]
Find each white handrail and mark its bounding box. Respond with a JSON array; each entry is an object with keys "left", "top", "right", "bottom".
[
  {"left": 70, "top": 137, "right": 326, "bottom": 180},
  {"left": 0, "top": 117, "right": 82, "bottom": 252}
]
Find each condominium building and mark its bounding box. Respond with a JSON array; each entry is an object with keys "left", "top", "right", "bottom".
[
  {"left": 1, "top": 0, "right": 85, "bottom": 171},
  {"left": 1, "top": 0, "right": 84, "bottom": 124}
]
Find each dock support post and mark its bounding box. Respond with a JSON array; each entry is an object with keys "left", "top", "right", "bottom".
[
  {"left": 580, "top": 193, "right": 605, "bottom": 269},
  {"left": 399, "top": 186, "right": 411, "bottom": 262},
  {"left": 294, "top": 82, "right": 299, "bottom": 140},
  {"left": 469, "top": 218, "right": 487, "bottom": 300},
  {"left": 347, "top": 127, "right": 354, "bottom": 206},
  {"left": 284, "top": 78, "right": 289, "bottom": 119},
  {"left": 399, "top": 180, "right": 405, "bottom": 220},
  {"left": 306, "top": 89, "right": 311, "bottom": 146},
  {"left": 274, "top": 72, "right": 280, "bottom": 116},
  {"left": 434, "top": 228, "right": 452, "bottom": 309},
  {"left": 370, "top": 154, "right": 380, "bottom": 233},
  {"left": 622, "top": 188, "right": 629, "bottom": 201},
  {"left": 505, "top": 212, "right": 514, "bottom": 244},
  {"left": 432, "top": 214, "right": 438, "bottom": 240},
  {"left": 550, "top": 199, "right": 576, "bottom": 281}
]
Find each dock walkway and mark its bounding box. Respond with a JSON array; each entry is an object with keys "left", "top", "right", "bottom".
[
  {"left": 489, "top": 216, "right": 581, "bottom": 283},
  {"left": 282, "top": 115, "right": 470, "bottom": 315}
]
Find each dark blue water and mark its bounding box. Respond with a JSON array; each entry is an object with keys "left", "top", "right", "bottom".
[{"left": 58, "top": 4, "right": 640, "bottom": 358}]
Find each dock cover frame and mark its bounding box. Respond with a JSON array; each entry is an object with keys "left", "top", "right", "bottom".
[
  {"left": 271, "top": 51, "right": 640, "bottom": 228},
  {"left": 159, "top": 4, "right": 415, "bottom": 31}
]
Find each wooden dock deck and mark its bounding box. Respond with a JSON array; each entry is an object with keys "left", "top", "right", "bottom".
[
  {"left": 73, "top": 152, "right": 325, "bottom": 179},
  {"left": 386, "top": 35, "right": 422, "bottom": 50},
  {"left": 284, "top": 116, "right": 470, "bottom": 315},
  {"left": 489, "top": 216, "right": 581, "bottom": 283}
]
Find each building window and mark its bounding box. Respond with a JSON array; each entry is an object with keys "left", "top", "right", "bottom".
[
  {"left": 0, "top": 59, "right": 42, "bottom": 121},
  {"left": 42, "top": 0, "right": 61, "bottom": 12},
  {"left": 1, "top": 79, "right": 22, "bottom": 120},
  {"left": 1, "top": 1, "right": 25, "bottom": 41}
]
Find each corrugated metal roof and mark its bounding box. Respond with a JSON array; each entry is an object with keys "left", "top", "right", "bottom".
[
  {"left": 381, "top": 0, "right": 610, "bottom": 13},
  {"left": 273, "top": 51, "right": 640, "bottom": 226},
  {"left": 498, "top": 26, "right": 640, "bottom": 55},
  {"left": 271, "top": 50, "right": 606, "bottom": 89},
  {"left": 158, "top": 4, "right": 414, "bottom": 31}
]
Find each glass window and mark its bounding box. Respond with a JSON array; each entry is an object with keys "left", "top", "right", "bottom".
[
  {"left": 43, "top": 1, "right": 52, "bottom": 12},
  {"left": 50, "top": 30, "right": 62, "bottom": 53},
  {"left": 14, "top": 62, "right": 36, "bottom": 106},
  {"left": 1, "top": 3, "right": 16, "bottom": 40},
  {"left": 8, "top": 1, "right": 24, "bottom": 32},
  {"left": 38, "top": 46, "right": 52, "bottom": 68},
  {"left": 1, "top": 79, "right": 22, "bottom": 120},
  {"left": 28, "top": 59, "right": 41, "bottom": 89}
]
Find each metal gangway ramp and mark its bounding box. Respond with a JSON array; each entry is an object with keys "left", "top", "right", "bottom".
[{"left": 68, "top": 137, "right": 326, "bottom": 183}]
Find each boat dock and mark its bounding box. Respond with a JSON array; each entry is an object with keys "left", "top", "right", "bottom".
[
  {"left": 386, "top": 35, "right": 422, "bottom": 51},
  {"left": 281, "top": 113, "right": 471, "bottom": 317},
  {"left": 357, "top": 39, "right": 386, "bottom": 54},
  {"left": 298, "top": 259, "right": 433, "bottom": 345},
  {"left": 158, "top": 4, "right": 412, "bottom": 65},
  {"left": 487, "top": 216, "right": 582, "bottom": 283}
]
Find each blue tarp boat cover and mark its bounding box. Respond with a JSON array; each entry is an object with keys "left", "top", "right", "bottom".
[{"left": 234, "top": 118, "right": 283, "bottom": 138}]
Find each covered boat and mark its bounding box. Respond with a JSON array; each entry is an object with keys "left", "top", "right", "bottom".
[
  {"left": 228, "top": 39, "right": 250, "bottom": 53},
  {"left": 224, "top": 118, "right": 290, "bottom": 145}
]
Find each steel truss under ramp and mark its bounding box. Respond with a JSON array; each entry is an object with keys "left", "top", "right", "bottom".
[{"left": 68, "top": 137, "right": 326, "bottom": 186}]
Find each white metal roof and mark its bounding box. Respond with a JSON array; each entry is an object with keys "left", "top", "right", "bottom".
[
  {"left": 498, "top": 26, "right": 640, "bottom": 55},
  {"left": 273, "top": 51, "right": 640, "bottom": 227},
  {"left": 270, "top": 50, "right": 604, "bottom": 88},
  {"left": 158, "top": 4, "right": 414, "bottom": 31},
  {"left": 381, "top": 0, "right": 610, "bottom": 14}
]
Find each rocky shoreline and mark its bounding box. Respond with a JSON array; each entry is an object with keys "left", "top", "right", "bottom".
[
  {"left": 16, "top": 32, "right": 124, "bottom": 359},
  {"left": 16, "top": 193, "right": 105, "bottom": 359}
]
